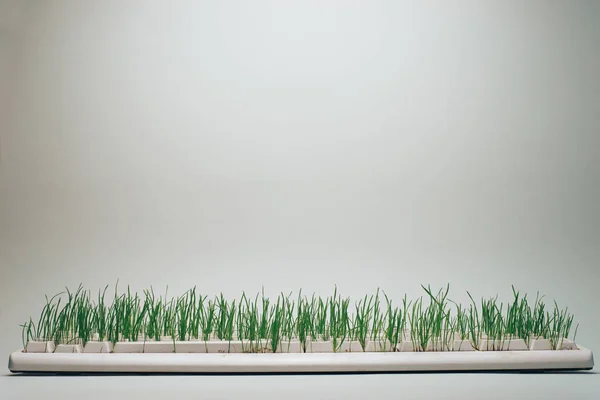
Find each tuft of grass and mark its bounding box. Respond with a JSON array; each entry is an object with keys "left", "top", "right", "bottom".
[
  {"left": 200, "top": 297, "right": 216, "bottom": 341},
  {"left": 370, "top": 289, "right": 382, "bottom": 342},
  {"left": 18, "top": 284, "right": 584, "bottom": 353},
  {"left": 258, "top": 290, "right": 272, "bottom": 344},
  {"left": 450, "top": 301, "right": 469, "bottom": 342},
  {"left": 354, "top": 293, "right": 374, "bottom": 351},
  {"left": 531, "top": 292, "right": 547, "bottom": 339},
  {"left": 74, "top": 289, "right": 93, "bottom": 345},
  {"left": 225, "top": 300, "right": 237, "bottom": 344},
  {"left": 421, "top": 285, "right": 451, "bottom": 351},
  {"left": 215, "top": 294, "right": 228, "bottom": 340},
  {"left": 480, "top": 295, "right": 506, "bottom": 349},
  {"left": 382, "top": 292, "right": 405, "bottom": 351},
  {"left": 409, "top": 297, "right": 433, "bottom": 352},
  {"left": 176, "top": 288, "right": 195, "bottom": 341},
  {"left": 143, "top": 287, "right": 162, "bottom": 341},
  {"left": 547, "top": 301, "right": 576, "bottom": 350},
  {"left": 329, "top": 287, "right": 350, "bottom": 352},
  {"left": 269, "top": 296, "right": 282, "bottom": 353},
  {"left": 315, "top": 295, "right": 329, "bottom": 342},
  {"left": 20, "top": 318, "right": 35, "bottom": 350},
  {"left": 296, "top": 292, "right": 312, "bottom": 352},
  {"left": 93, "top": 286, "right": 110, "bottom": 341},
  {"left": 466, "top": 291, "right": 481, "bottom": 350}
]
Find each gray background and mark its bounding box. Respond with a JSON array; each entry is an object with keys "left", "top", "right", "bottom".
[{"left": 1, "top": 0, "right": 599, "bottom": 398}]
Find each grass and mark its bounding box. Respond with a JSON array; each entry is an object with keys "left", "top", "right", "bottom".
[
  {"left": 450, "top": 302, "right": 469, "bottom": 342},
  {"left": 547, "top": 301, "right": 576, "bottom": 350},
  {"left": 329, "top": 287, "right": 350, "bottom": 352},
  {"left": 421, "top": 284, "right": 452, "bottom": 351},
  {"left": 143, "top": 287, "right": 162, "bottom": 341},
  {"left": 296, "top": 292, "right": 312, "bottom": 352},
  {"left": 315, "top": 295, "right": 329, "bottom": 341},
  {"left": 280, "top": 292, "right": 295, "bottom": 339},
  {"left": 409, "top": 297, "right": 431, "bottom": 351},
  {"left": 370, "top": 289, "right": 383, "bottom": 344},
  {"left": 200, "top": 298, "right": 216, "bottom": 341},
  {"left": 354, "top": 293, "right": 374, "bottom": 351},
  {"left": 238, "top": 292, "right": 257, "bottom": 349},
  {"left": 269, "top": 297, "right": 283, "bottom": 353},
  {"left": 20, "top": 284, "right": 583, "bottom": 353},
  {"left": 382, "top": 292, "right": 405, "bottom": 351},
  {"left": 480, "top": 296, "right": 505, "bottom": 350},
  {"left": 176, "top": 288, "right": 194, "bottom": 341},
  {"left": 278, "top": 292, "right": 297, "bottom": 352},
  {"left": 466, "top": 291, "right": 481, "bottom": 350},
  {"left": 94, "top": 286, "right": 109, "bottom": 341},
  {"left": 258, "top": 290, "right": 271, "bottom": 346}
]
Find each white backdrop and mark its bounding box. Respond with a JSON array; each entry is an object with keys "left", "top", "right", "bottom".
[{"left": 1, "top": 0, "right": 599, "bottom": 397}]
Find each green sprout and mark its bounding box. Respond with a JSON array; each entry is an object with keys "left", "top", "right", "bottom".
[{"left": 18, "top": 284, "right": 583, "bottom": 354}]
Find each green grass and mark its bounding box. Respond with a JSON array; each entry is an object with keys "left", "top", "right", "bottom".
[
  {"left": 354, "top": 293, "right": 374, "bottom": 351},
  {"left": 281, "top": 292, "right": 295, "bottom": 339},
  {"left": 200, "top": 298, "right": 216, "bottom": 341},
  {"left": 20, "top": 284, "right": 583, "bottom": 353},
  {"left": 547, "top": 301, "right": 576, "bottom": 350},
  {"left": 382, "top": 292, "right": 405, "bottom": 351},
  {"left": 296, "top": 292, "right": 312, "bottom": 352},
  {"left": 315, "top": 295, "right": 329, "bottom": 341},
  {"left": 450, "top": 301, "right": 469, "bottom": 342},
  {"left": 258, "top": 290, "right": 271, "bottom": 345},
  {"left": 269, "top": 296, "right": 283, "bottom": 353},
  {"left": 93, "top": 286, "right": 110, "bottom": 341},
  {"left": 329, "top": 287, "right": 350, "bottom": 352},
  {"left": 480, "top": 296, "right": 505, "bottom": 350},
  {"left": 409, "top": 297, "right": 431, "bottom": 351},
  {"left": 421, "top": 284, "right": 452, "bottom": 351},
  {"left": 175, "top": 288, "right": 194, "bottom": 341},
  {"left": 238, "top": 292, "right": 257, "bottom": 349},
  {"left": 466, "top": 291, "right": 481, "bottom": 350},
  {"left": 143, "top": 287, "right": 162, "bottom": 341}
]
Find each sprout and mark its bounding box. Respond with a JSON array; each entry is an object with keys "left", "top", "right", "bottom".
[
  {"left": 354, "top": 293, "right": 375, "bottom": 351},
  {"left": 382, "top": 292, "right": 404, "bottom": 351},
  {"left": 18, "top": 284, "right": 581, "bottom": 353}
]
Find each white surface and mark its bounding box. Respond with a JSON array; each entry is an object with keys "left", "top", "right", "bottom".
[
  {"left": 83, "top": 341, "right": 113, "bottom": 354},
  {"left": 54, "top": 344, "right": 82, "bottom": 354},
  {"left": 8, "top": 348, "right": 595, "bottom": 373},
  {"left": 0, "top": 372, "right": 599, "bottom": 400},
  {"left": 1, "top": 0, "right": 599, "bottom": 397}
]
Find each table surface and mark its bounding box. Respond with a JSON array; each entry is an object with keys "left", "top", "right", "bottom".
[{"left": 1, "top": 370, "right": 599, "bottom": 400}]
